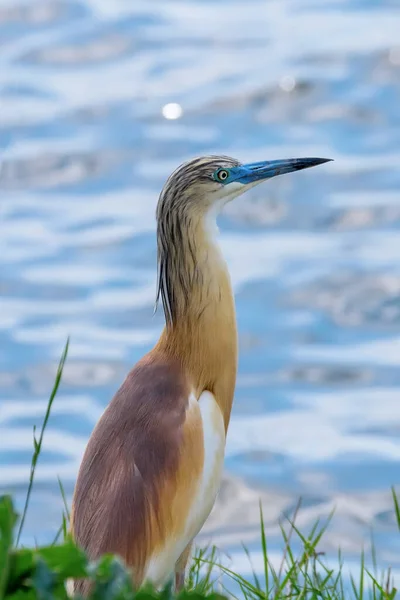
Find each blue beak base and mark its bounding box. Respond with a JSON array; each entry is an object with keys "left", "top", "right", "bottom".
[{"left": 238, "top": 157, "right": 332, "bottom": 184}]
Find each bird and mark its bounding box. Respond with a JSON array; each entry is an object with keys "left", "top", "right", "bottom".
[{"left": 69, "top": 154, "right": 331, "bottom": 595}]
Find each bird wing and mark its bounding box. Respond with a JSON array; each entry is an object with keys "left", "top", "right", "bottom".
[
  {"left": 70, "top": 352, "right": 224, "bottom": 593},
  {"left": 144, "top": 389, "right": 225, "bottom": 585}
]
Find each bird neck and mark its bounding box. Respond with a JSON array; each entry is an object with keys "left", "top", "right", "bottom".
[{"left": 155, "top": 213, "right": 238, "bottom": 431}]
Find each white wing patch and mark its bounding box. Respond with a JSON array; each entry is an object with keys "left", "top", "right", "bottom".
[
  {"left": 144, "top": 391, "right": 225, "bottom": 587},
  {"left": 184, "top": 392, "right": 225, "bottom": 539}
]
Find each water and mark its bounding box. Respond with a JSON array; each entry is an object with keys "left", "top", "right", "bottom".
[{"left": 1, "top": 0, "right": 400, "bottom": 583}]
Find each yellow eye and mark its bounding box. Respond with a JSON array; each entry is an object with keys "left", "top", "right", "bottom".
[{"left": 216, "top": 169, "right": 229, "bottom": 182}]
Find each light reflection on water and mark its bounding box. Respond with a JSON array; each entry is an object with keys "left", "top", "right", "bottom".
[{"left": 1, "top": 0, "right": 400, "bottom": 580}]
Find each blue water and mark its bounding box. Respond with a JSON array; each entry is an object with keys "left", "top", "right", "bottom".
[{"left": 1, "top": 0, "right": 400, "bottom": 584}]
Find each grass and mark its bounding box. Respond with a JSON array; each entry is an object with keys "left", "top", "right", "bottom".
[{"left": 0, "top": 341, "right": 399, "bottom": 599}]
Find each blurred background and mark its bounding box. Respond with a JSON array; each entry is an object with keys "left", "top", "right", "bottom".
[{"left": 1, "top": 0, "right": 400, "bottom": 582}]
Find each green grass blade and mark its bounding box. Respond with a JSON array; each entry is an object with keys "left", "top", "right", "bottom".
[
  {"left": 275, "top": 497, "right": 302, "bottom": 596},
  {"left": 360, "top": 548, "right": 365, "bottom": 600},
  {"left": 57, "top": 477, "right": 70, "bottom": 523},
  {"left": 391, "top": 487, "right": 400, "bottom": 532},
  {"left": 16, "top": 338, "right": 69, "bottom": 547},
  {"left": 198, "top": 558, "right": 264, "bottom": 600},
  {"left": 259, "top": 501, "right": 269, "bottom": 596},
  {"left": 241, "top": 543, "right": 261, "bottom": 592}
]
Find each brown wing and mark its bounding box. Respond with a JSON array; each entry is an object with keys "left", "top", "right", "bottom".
[{"left": 70, "top": 351, "right": 203, "bottom": 595}]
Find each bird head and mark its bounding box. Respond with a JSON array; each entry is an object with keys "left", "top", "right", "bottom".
[
  {"left": 157, "top": 155, "right": 332, "bottom": 219},
  {"left": 156, "top": 154, "right": 331, "bottom": 324}
]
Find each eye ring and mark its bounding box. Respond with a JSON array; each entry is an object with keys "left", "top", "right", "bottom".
[{"left": 216, "top": 169, "right": 229, "bottom": 182}]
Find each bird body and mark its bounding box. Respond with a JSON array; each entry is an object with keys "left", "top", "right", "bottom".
[{"left": 70, "top": 154, "right": 330, "bottom": 595}]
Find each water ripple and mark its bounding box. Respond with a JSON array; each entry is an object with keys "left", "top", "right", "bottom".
[{"left": 1, "top": 0, "right": 400, "bottom": 578}]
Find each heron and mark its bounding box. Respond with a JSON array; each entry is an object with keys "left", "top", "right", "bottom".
[{"left": 70, "top": 154, "right": 331, "bottom": 595}]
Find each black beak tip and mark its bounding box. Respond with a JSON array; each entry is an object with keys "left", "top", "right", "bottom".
[{"left": 296, "top": 157, "right": 334, "bottom": 171}]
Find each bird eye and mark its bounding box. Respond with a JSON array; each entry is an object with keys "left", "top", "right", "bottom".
[{"left": 216, "top": 169, "right": 229, "bottom": 182}]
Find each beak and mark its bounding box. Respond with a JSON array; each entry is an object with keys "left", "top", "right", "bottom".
[{"left": 238, "top": 157, "right": 332, "bottom": 184}]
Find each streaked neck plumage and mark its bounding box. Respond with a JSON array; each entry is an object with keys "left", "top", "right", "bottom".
[{"left": 155, "top": 205, "right": 238, "bottom": 431}]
